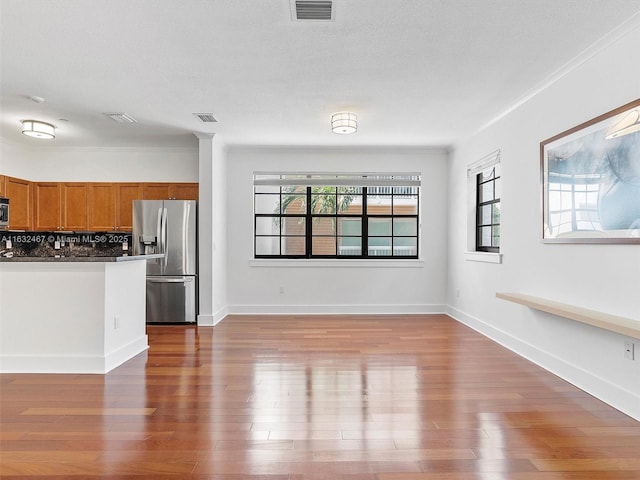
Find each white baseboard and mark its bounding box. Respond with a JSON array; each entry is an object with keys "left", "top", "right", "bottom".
[
  {"left": 226, "top": 303, "right": 446, "bottom": 316},
  {"left": 446, "top": 305, "right": 640, "bottom": 422},
  {"left": 104, "top": 335, "right": 149, "bottom": 373},
  {"left": 1, "top": 336, "right": 148, "bottom": 374}
]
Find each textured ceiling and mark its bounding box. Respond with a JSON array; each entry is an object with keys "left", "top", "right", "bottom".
[{"left": 2, "top": 0, "right": 640, "bottom": 148}]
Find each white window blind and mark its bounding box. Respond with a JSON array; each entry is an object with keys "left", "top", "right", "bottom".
[
  {"left": 467, "top": 150, "right": 500, "bottom": 177},
  {"left": 254, "top": 172, "right": 421, "bottom": 187}
]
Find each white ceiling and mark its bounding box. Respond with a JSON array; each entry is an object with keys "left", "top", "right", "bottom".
[{"left": 2, "top": 0, "right": 640, "bottom": 149}]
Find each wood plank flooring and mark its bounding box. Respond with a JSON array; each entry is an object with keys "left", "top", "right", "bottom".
[{"left": 1, "top": 314, "right": 639, "bottom": 479}]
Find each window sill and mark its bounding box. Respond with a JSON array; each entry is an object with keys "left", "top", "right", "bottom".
[
  {"left": 464, "top": 251, "right": 502, "bottom": 264},
  {"left": 249, "top": 258, "right": 425, "bottom": 268}
]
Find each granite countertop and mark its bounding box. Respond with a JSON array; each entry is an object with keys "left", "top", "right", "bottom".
[{"left": 0, "top": 254, "right": 164, "bottom": 263}]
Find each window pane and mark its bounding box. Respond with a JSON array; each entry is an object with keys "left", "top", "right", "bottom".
[
  {"left": 281, "top": 194, "right": 306, "bottom": 214},
  {"left": 254, "top": 185, "right": 280, "bottom": 194},
  {"left": 367, "top": 196, "right": 393, "bottom": 214},
  {"left": 479, "top": 182, "right": 494, "bottom": 203},
  {"left": 369, "top": 218, "right": 392, "bottom": 236},
  {"left": 254, "top": 194, "right": 280, "bottom": 214},
  {"left": 492, "top": 226, "right": 500, "bottom": 247},
  {"left": 368, "top": 237, "right": 391, "bottom": 256},
  {"left": 339, "top": 194, "right": 362, "bottom": 214},
  {"left": 393, "top": 237, "right": 417, "bottom": 256},
  {"left": 338, "top": 236, "right": 361, "bottom": 256},
  {"left": 480, "top": 204, "right": 492, "bottom": 225},
  {"left": 282, "top": 217, "right": 305, "bottom": 236},
  {"left": 393, "top": 196, "right": 418, "bottom": 215},
  {"left": 312, "top": 193, "right": 337, "bottom": 214},
  {"left": 494, "top": 177, "right": 501, "bottom": 200},
  {"left": 338, "top": 186, "right": 363, "bottom": 194},
  {"left": 312, "top": 236, "right": 336, "bottom": 255},
  {"left": 492, "top": 203, "right": 501, "bottom": 224},
  {"left": 255, "top": 236, "right": 280, "bottom": 255},
  {"left": 338, "top": 218, "right": 361, "bottom": 236},
  {"left": 282, "top": 236, "right": 306, "bottom": 255},
  {"left": 256, "top": 216, "right": 280, "bottom": 236},
  {"left": 393, "top": 218, "right": 417, "bottom": 236},
  {"left": 312, "top": 217, "right": 336, "bottom": 235},
  {"left": 479, "top": 226, "right": 492, "bottom": 247}
]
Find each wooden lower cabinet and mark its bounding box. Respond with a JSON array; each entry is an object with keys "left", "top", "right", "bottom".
[{"left": 4, "top": 176, "right": 32, "bottom": 230}]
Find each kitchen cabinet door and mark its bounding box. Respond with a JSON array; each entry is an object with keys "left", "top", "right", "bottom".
[
  {"left": 143, "top": 182, "right": 199, "bottom": 200},
  {"left": 33, "top": 182, "right": 61, "bottom": 230},
  {"left": 172, "top": 183, "right": 199, "bottom": 200},
  {"left": 115, "top": 183, "right": 142, "bottom": 231},
  {"left": 61, "top": 183, "right": 89, "bottom": 230},
  {"left": 5, "top": 176, "right": 32, "bottom": 230},
  {"left": 142, "top": 183, "right": 172, "bottom": 200},
  {"left": 0, "top": 175, "right": 5, "bottom": 197},
  {"left": 88, "top": 183, "right": 117, "bottom": 230}
]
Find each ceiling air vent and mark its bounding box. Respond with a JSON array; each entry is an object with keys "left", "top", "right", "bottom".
[
  {"left": 292, "top": 0, "right": 334, "bottom": 21},
  {"left": 103, "top": 112, "right": 137, "bottom": 123},
  {"left": 193, "top": 113, "right": 218, "bottom": 123}
]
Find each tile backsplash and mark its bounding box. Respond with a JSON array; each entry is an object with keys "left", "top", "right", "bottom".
[{"left": 0, "top": 231, "right": 132, "bottom": 258}]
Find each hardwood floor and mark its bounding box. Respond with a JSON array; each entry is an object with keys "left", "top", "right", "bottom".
[{"left": 1, "top": 314, "right": 639, "bottom": 479}]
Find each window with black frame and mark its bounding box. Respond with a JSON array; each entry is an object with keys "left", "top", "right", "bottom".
[
  {"left": 254, "top": 173, "right": 420, "bottom": 259},
  {"left": 476, "top": 165, "right": 501, "bottom": 252}
]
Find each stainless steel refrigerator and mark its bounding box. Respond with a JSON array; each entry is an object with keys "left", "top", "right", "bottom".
[{"left": 132, "top": 200, "right": 197, "bottom": 323}]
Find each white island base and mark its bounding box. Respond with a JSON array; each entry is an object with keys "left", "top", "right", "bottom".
[{"left": 0, "top": 258, "right": 149, "bottom": 374}]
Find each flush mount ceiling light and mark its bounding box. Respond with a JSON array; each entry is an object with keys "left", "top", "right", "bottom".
[
  {"left": 21, "top": 120, "right": 55, "bottom": 139},
  {"left": 606, "top": 107, "right": 640, "bottom": 139},
  {"left": 331, "top": 112, "right": 357, "bottom": 135}
]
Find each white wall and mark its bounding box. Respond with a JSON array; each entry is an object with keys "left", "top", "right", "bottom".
[
  {"left": 226, "top": 146, "right": 449, "bottom": 314},
  {"left": 447, "top": 24, "right": 640, "bottom": 420},
  {"left": 0, "top": 144, "right": 198, "bottom": 182},
  {"left": 213, "top": 141, "right": 228, "bottom": 322}
]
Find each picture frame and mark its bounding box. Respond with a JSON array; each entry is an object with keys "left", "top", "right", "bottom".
[{"left": 540, "top": 98, "right": 640, "bottom": 243}]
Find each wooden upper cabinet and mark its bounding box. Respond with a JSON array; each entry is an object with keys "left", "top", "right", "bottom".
[
  {"left": 172, "top": 183, "right": 199, "bottom": 200},
  {"left": 142, "top": 183, "right": 172, "bottom": 200},
  {"left": 88, "top": 183, "right": 142, "bottom": 231},
  {"left": 61, "top": 183, "right": 88, "bottom": 230},
  {"left": 33, "top": 182, "right": 88, "bottom": 231},
  {"left": 88, "top": 183, "right": 117, "bottom": 231},
  {"left": 116, "top": 183, "right": 143, "bottom": 231},
  {"left": 4, "top": 176, "right": 32, "bottom": 230},
  {"left": 33, "top": 182, "right": 61, "bottom": 230},
  {"left": 143, "top": 183, "right": 198, "bottom": 200},
  {"left": 0, "top": 175, "right": 5, "bottom": 197}
]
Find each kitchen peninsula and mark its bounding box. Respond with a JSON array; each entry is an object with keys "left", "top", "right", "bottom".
[{"left": 0, "top": 231, "right": 159, "bottom": 374}]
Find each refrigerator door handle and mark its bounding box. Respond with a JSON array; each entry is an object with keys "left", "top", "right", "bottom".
[
  {"left": 148, "top": 277, "right": 194, "bottom": 283},
  {"left": 161, "top": 207, "right": 168, "bottom": 266},
  {"left": 156, "top": 207, "right": 163, "bottom": 253}
]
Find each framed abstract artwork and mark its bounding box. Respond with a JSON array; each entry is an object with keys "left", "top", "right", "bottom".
[{"left": 541, "top": 98, "right": 640, "bottom": 243}]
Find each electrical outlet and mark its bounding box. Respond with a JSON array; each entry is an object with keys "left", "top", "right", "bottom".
[
  {"left": 624, "top": 341, "right": 635, "bottom": 360},
  {"left": 279, "top": 285, "right": 285, "bottom": 294},
  {"left": 114, "top": 316, "right": 120, "bottom": 330}
]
